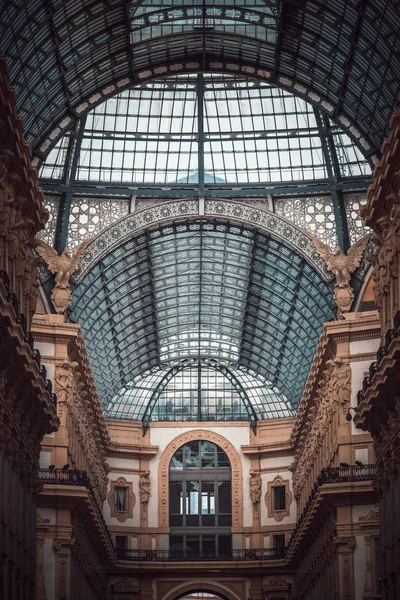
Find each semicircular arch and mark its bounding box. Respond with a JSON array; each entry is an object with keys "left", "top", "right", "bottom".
[
  {"left": 158, "top": 430, "right": 243, "bottom": 532},
  {"left": 32, "top": 46, "right": 378, "bottom": 163},
  {"left": 161, "top": 580, "right": 241, "bottom": 600},
  {"left": 71, "top": 201, "right": 332, "bottom": 284}
]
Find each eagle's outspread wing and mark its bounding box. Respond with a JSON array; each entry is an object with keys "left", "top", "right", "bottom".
[
  {"left": 67, "top": 238, "right": 92, "bottom": 278},
  {"left": 311, "top": 236, "right": 335, "bottom": 270},
  {"left": 346, "top": 234, "right": 370, "bottom": 272},
  {"left": 34, "top": 238, "right": 60, "bottom": 274}
]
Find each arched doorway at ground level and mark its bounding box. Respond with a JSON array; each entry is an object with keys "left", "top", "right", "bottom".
[{"left": 176, "top": 592, "right": 227, "bottom": 600}]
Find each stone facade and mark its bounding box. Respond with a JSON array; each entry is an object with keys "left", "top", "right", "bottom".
[
  {"left": 0, "top": 56, "right": 59, "bottom": 600},
  {"left": 355, "top": 104, "right": 400, "bottom": 600},
  {"left": 29, "top": 311, "right": 381, "bottom": 600}
]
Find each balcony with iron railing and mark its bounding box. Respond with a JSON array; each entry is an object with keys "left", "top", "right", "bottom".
[
  {"left": 38, "top": 464, "right": 376, "bottom": 563},
  {"left": 38, "top": 468, "right": 114, "bottom": 554}
]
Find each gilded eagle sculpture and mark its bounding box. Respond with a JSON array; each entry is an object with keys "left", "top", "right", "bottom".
[
  {"left": 35, "top": 237, "right": 92, "bottom": 314},
  {"left": 312, "top": 234, "right": 370, "bottom": 313}
]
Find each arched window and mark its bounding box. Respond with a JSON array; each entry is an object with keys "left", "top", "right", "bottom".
[{"left": 169, "top": 441, "right": 232, "bottom": 558}]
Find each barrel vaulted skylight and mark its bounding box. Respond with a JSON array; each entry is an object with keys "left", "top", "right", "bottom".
[
  {"left": 40, "top": 75, "right": 370, "bottom": 185},
  {"left": 70, "top": 219, "right": 334, "bottom": 424}
]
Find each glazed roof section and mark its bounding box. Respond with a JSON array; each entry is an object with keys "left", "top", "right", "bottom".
[
  {"left": 40, "top": 76, "right": 370, "bottom": 185},
  {"left": 70, "top": 219, "right": 333, "bottom": 419},
  {"left": 0, "top": 0, "right": 399, "bottom": 160}
]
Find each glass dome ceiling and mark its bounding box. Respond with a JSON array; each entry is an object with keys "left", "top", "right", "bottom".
[
  {"left": 41, "top": 74, "right": 370, "bottom": 185},
  {"left": 37, "top": 74, "right": 371, "bottom": 426},
  {"left": 107, "top": 361, "right": 294, "bottom": 429},
  {"left": 38, "top": 73, "right": 372, "bottom": 255},
  {"left": 69, "top": 218, "right": 334, "bottom": 425}
]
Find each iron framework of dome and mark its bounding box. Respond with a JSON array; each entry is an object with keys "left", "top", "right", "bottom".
[
  {"left": 1, "top": 0, "right": 399, "bottom": 160},
  {"left": 37, "top": 74, "right": 372, "bottom": 254},
  {"left": 69, "top": 218, "right": 335, "bottom": 425},
  {"left": 1, "top": 0, "right": 388, "bottom": 426}
]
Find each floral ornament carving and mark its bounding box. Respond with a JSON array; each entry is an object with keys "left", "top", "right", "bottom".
[
  {"left": 327, "top": 359, "right": 351, "bottom": 408},
  {"left": 359, "top": 507, "right": 379, "bottom": 523},
  {"left": 365, "top": 198, "right": 400, "bottom": 318},
  {"left": 107, "top": 477, "right": 135, "bottom": 522},
  {"left": 265, "top": 475, "right": 293, "bottom": 521},
  {"left": 292, "top": 358, "right": 350, "bottom": 499},
  {"left": 334, "top": 536, "right": 356, "bottom": 549},
  {"left": 249, "top": 470, "right": 261, "bottom": 505},
  {"left": 264, "top": 577, "right": 289, "bottom": 588},
  {"left": 53, "top": 538, "right": 76, "bottom": 552},
  {"left": 36, "top": 512, "right": 50, "bottom": 526},
  {"left": 114, "top": 578, "right": 139, "bottom": 590}
]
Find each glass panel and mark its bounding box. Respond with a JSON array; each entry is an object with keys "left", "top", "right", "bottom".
[
  {"left": 43, "top": 76, "right": 370, "bottom": 186},
  {"left": 184, "top": 442, "right": 200, "bottom": 469},
  {"left": 217, "top": 449, "right": 230, "bottom": 468},
  {"left": 218, "top": 482, "right": 231, "bottom": 515},
  {"left": 114, "top": 487, "right": 127, "bottom": 512},
  {"left": 202, "top": 536, "right": 216, "bottom": 556},
  {"left": 274, "top": 486, "right": 286, "bottom": 511},
  {"left": 273, "top": 534, "right": 286, "bottom": 549},
  {"left": 218, "top": 535, "right": 232, "bottom": 557},
  {"left": 170, "top": 448, "right": 183, "bottom": 470},
  {"left": 201, "top": 482, "right": 215, "bottom": 514},
  {"left": 186, "top": 536, "right": 200, "bottom": 556},
  {"left": 115, "top": 535, "right": 127, "bottom": 549},
  {"left": 186, "top": 481, "right": 199, "bottom": 526},
  {"left": 169, "top": 481, "right": 183, "bottom": 514},
  {"left": 201, "top": 441, "right": 216, "bottom": 468},
  {"left": 170, "top": 535, "right": 184, "bottom": 555},
  {"left": 186, "top": 482, "right": 199, "bottom": 514}
]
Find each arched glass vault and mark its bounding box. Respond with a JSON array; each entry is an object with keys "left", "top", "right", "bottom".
[
  {"left": 107, "top": 358, "right": 294, "bottom": 430},
  {"left": 37, "top": 74, "right": 372, "bottom": 255},
  {"left": 70, "top": 218, "right": 334, "bottom": 424},
  {"left": 1, "top": 0, "right": 399, "bottom": 159}
]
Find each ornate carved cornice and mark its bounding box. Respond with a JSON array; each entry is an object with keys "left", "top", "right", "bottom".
[
  {"left": 291, "top": 314, "right": 380, "bottom": 446},
  {"left": 107, "top": 440, "right": 159, "bottom": 459},
  {"left": 333, "top": 536, "right": 356, "bottom": 549},
  {"left": 361, "top": 105, "right": 400, "bottom": 227},
  {"left": 241, "top": 440, "right": 293, "bottom": 458},
  {"left": 359, "top": 508, "right": 379, "bottom": 523}
]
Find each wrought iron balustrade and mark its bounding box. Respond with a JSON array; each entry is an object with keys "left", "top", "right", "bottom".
[
  {"left": 288, "top": 464, "right": 376, "bottom": 547},
  {"left": 116, "top": 547, "right": 286, "bottom": 562},
  {"left": 39, "top": 468, "right": 113, "bottom": 549},
  {"left": 318, "top": 464, "right": 376, "bottom": 484},
  {"left": 38, "top": 465, "right": 375, "bottom": 564},
  {"left": 38, "top": 468, "right": 90, "bottom": 486}
]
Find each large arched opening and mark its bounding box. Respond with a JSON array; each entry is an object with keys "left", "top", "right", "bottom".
[
  {"left": 176, "top": 592, "right": 228, "bottom": 600},
  {"left": 169, "top": 440, "right": 232, "bottom": 558},
  {"left": 161, "top": 580, "right": 242, "bottom": 600},
  {"left": 158, "top": 430, "right": 243, "bottom": 532}
]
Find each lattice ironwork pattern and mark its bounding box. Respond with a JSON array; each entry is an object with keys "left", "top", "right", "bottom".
[
  {"left": 68, "top": 197, "right": 130, "bottom": 247},
  {"left": 274, "top": 196, "right": 337, "bottom": 249},
  {"left": 344, "top": 193, "right": 371, "bottom": 244},
  {"left": 37, "top": 195, "right": 60, "bottom": 245}
]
